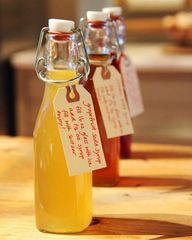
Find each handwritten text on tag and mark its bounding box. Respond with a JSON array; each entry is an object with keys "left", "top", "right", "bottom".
[
  {"left": 120, "top": 55, "right": 144, "bottom": 118},
  {"left": 54, "top": 85, "right": 106, "bottom": 176},
  {"left": 93, "top": 66, "right": 134, "bottom": 139}
]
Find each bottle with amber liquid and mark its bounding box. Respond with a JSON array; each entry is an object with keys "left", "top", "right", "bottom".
[
  {"left": 81, "top": 11, "right": 120, "bottom": 186},
  {"left": 102, "top": 7, "right": 132, "bottom": 159}
]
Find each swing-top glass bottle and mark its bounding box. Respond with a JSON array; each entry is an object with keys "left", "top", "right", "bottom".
[{"left": 34, "top": 19, "right": 92, "bottom": 233}]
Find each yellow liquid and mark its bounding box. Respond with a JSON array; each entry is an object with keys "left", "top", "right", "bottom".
[{"left": 33, "top": 69, "right": 92, "bottom": 233}]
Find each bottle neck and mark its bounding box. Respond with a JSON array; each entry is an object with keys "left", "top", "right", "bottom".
[
  {"left": 44, "top": 32, "right": 79, "bottom": 74},
  {"left": 84, "top": 20, "right": 118, "bottom": 66},
  {"left": 36, "top": 27, "right": 90, "bottom": 85}
]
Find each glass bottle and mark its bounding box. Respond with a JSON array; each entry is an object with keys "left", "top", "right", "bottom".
[
  {"left": 34, "top": 19, "right": 92, "bottom": 233},
  {"left": 102, "top": 7, "right": 132, "bottom": 159},
  {"left": 81, "top": 11, "right": 120, "bottom": 186}
]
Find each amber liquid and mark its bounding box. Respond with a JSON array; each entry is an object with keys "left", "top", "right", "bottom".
[
  {"left": 89, "top": 53, "right": 113, "bottom": 64},
  {"left": 113, "top": 54, "right": 132, "bottom": 158},
  {"left": 84, "top": 54, "right": 120, "bottom": 187}
]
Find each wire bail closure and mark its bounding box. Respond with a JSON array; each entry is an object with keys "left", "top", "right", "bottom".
[
  {"left": 35, "top": 27, "right": 90, "bottom": 84},
  {"left": 109, "top": 19, "right": 121, "bottom": 60}
]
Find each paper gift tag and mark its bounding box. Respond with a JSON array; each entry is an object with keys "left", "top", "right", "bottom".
[
  {"left": 120, "top": 55, "right": 144, "bottom": 118},
  {"left": 93, "top": 65, "right": 134, "bottom": 139},
  {"left": 54, "top": 85, "right": 106, "bottom": 176}
]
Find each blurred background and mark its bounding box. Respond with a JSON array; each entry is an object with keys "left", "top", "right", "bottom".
[{"left": 0, "top": 0, "right": 192, "bottom": 145}]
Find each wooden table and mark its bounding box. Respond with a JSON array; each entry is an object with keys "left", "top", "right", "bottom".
[{"left": 0, "top": 136, "right": 192, "bottom": 239}]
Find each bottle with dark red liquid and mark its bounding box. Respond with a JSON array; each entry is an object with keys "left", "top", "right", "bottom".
[
  {"left": 81, "top": 11, "right": 120, "bottom": 186},
  {"left": 102, "top": 7, "right": 132, "bottom": 159}
]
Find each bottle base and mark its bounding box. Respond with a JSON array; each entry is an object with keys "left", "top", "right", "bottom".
[
  {"left": 120, "top": 152, "right": 131, "bottom": 159},
  {"left": 38, "top": 228, "right": 87, "bottom": 234},
  {"left": 93, "top": 177, "right": 119, "bottom": 187},
  {"left": 36, "top": 217, "right": 92, "bottom": 234},
  {"left": 120, "top": 135, "right": 132, "bottom": 159}
]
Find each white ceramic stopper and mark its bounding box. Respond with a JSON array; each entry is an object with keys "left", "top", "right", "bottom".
[
  {"left": 102, "top": 7, "right": 122, "bottom": 16},
  {"left": 48, "top": 19, "right": 75, "bottom": 32},
  {"left": 86, "top": 11, "right": 108, "bottom": 21}
]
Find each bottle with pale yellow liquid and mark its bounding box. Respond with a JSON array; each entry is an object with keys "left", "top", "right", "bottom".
[{"left": 34, "top": 19, "right": 92, "bottom": 233}]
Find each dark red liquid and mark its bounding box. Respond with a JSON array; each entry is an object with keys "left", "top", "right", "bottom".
[
  {"left": 113, "top": 54, "right": 132, "bottom": 159},
  {"left": 84, "top": 62, "right": 120, "bottom": 186}
]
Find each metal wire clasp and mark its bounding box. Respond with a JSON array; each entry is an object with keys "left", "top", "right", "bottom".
[
  {"left": 109, "top": 19, "right": 121, "bottom": 60},
  {"left": 76, "top": 27, "right": 90, "bottom": 79},
  {"left": 35, "top": 27, "right": 90, "bottom": 84},
  {"left": 35, "top": 27, "right": 48, "bottom": 82}
]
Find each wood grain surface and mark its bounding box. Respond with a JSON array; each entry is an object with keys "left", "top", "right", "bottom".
[{"left": 0, "top": 136, "right": 192, "bottom": 240}]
